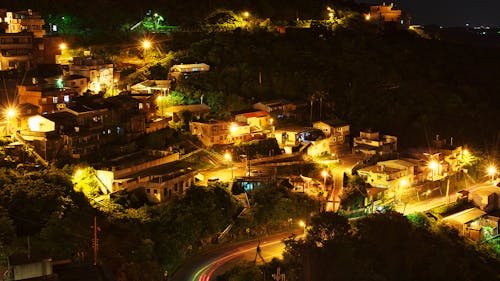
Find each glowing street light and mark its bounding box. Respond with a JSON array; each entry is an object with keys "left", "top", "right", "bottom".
[
  {"left": 75, "top": 168, "right": 83, "bottom": 178},
  {"left": 488, "top": 166, "right": 497, "bottom": 182},
  {"left": 5, "top": 107, "right": 17, "bottom": 137},
  {"left": 142, "top": 39, "right": 152, "bottom": 49},
  {"left": 59, "top": 42, "right": 67, "bottom": 50},
  {"left": 429, "top": 160, "right": 438, "bottom": 181},
  {"left": 6, "top": 108, "right": 16, "bottom": 119},
  {"left": 321, "top": 170, "right": 328, "bottom": 191},
  {"left": 365, "top": 13, "right": 371, "bottom": 21},
  {"left": 230, "top": 123, "right": 238, "bottom": 134},
  {"left": 242, "top": 11, "right": 250, "bottom": 18}
]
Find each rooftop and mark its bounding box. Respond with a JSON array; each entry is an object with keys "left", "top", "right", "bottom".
[
  {"left": 443, "top": 207, "right": 486, "bottom": 225},
  {"left": 236, "top": 111, "right": 269, "bottom": 118}
]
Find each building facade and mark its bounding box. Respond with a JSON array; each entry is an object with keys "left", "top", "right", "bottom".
[{"left": 353, "top": 130, "right": 397, "bottom": 156}]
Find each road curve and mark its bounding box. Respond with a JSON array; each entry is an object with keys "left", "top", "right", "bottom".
[{"left": 171, "top": 231, "right": 300, "bottom": 281}]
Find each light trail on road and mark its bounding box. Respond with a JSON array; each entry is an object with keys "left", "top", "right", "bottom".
[
  {"left": 171, "top": 231, "right": 300, "bottom": 281},
  {"left": 191, "top": 239, "right": 284, "bottom": 281}
]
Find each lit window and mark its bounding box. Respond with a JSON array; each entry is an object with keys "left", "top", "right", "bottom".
[
  {"left": 53, "top": 97, "right": 58, "bottom": 103},
  {"left": 64, "top": 95, "right": 69, "bottom": 103}
]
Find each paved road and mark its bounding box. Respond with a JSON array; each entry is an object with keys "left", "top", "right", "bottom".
[
  {"left": 401, "top": 181, "right": 494, "bottom": 215},
  {"left": 171, "top": 231, "right": 300, "bottom": 281}
]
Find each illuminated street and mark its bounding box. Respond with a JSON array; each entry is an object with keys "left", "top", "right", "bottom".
[{"left": 171, "top": 231, "right": 301, "bottom": 281}]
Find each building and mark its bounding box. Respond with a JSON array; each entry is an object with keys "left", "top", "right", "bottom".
[
  {"left": 17, "top": 84, "right": 78, "bottom": 114},
  {"left": 170, "top": 104, "right": 211, "bottom": 121},
  {"left": 470, "top": 185, "right": 500, "bottom": 212},
  {"left": 365, "top": 4, "right": 409, "bottom": 29},
  {"left": 168, "top": 63, "right": 210, "bottom": 82},
  {"left": 3, "top": 9, "right": 46, "bottom": 38},
  {"left": 189, "top": 120, "right": 251, "bottom": 147},
  {"left": 353, "top": 130, "right": 397, "bottom": 156},
  {"left": 274, "top": 127, "right": 325, "bottom": 154},
  {"left": 442, "top": 208, "right": 499, "bottom": 241},
  {"left": 357, "top": 159, "right": 415, "bottom": 191},
  {"left": 46, "top": 74, "right": 89, "bottom": 95},
  {"left": 252, "top": 100, "right": 297, "bottom": 119},
  {"left": 313, "top": 118, "right": 350, "bottom": 153},
  {"left": 234, "top": 110, "right": 272, "bottom": 130},
  {"left": 68, "top": 57, "right": 114, "bottom": 93},
  {"left": 130, "top": 80, "right": 171, "bottom": 96},
  {"left": 134, "top": 170, "right": 196, "bottom": 203},
  {"left": 7, "top": 256, "right": 53, "bottom": 281},
  {"left": 0, "top": 31, "right": 34, "bottom": 71}
]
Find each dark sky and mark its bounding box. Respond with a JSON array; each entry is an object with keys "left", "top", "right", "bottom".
[{"left": 359, "top": 0, "right": 500, "bottom": 27}]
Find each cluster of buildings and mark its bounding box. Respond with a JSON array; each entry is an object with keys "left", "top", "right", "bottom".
[{"left": 0, "top": 9, "right": 61, "bottom": 71}]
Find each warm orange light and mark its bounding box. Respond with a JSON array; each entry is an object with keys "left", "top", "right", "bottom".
[
  {"left": 321, "top": 170, "right": 328, "bottom": 178},
  {"left": 488, "top": 166, "right": 497, "bottom": 176},
  {"left": 299, "top": 220, "right": 306, "bottom": 228},
  {"left": 6, "top": 108, "right": 16, "bottom": 119},
  {"left": 400, "top": 179, "right": 408, "bottom": 187},
  {"left": 429, "top": 161, "right": 438, "bottom": 170},
  {"left": 365, "top": 13, "right": 371, "bottom": 21},
  {"left": 224, "top": 153, "right": 232, "bottom": 162},
  {"left": 230, "top": 123, "right": 237, "bottom": 133},
  {"left": 242, "top": 11, "right": 250, "bottom": 18},
  {"left": 142, "top": 40, "right": 152, "bottom": 49},
  {"left": 59, "top": 43, "right": 67, "bottom": 50}
]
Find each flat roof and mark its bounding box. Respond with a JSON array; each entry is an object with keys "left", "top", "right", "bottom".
[
  {"left": 443, "top": 207, "right": 486, "bottom": 225},
  {"left": 236, "top": 111, "right": 269, "bottom": 118}
]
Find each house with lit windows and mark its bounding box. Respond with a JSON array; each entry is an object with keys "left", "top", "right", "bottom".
[{"left": 189, "top": 120, "right": 252, "bottom": 147}]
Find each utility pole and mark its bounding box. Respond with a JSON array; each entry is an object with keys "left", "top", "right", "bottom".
[
  {"left": 93, "top": 216, "right": 98, "bottom": 266},
  {"left": 446, "top": 178, "right": 450, "bottom": 204}
]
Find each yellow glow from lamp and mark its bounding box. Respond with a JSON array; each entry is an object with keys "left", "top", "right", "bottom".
[
  {"left": 365, "top": 13, "right": 371, "bottom": 21},
  {"left": 429, "top": 161, "right": 438, "bottom": 170},
  {"left": 224, "top": 153, "right": 232, "bottom": 162},
  {"left": 488, "top": 166, "right": 497, "bottom": 176},
  {"left": 142, "top": 40, "right": 152, "bottom": 49},
  {"left": 321, "top": 170, "right": 328, "bottom": 178},
  {"left": 59, "top": 43, "right": 67, "bottom": 50},
  {"left": 6, "top": 108, "right": 16, "bottom": 119},
  {"left": 243, "top": 11, "right": 250, "bottom": 18},
  {"left": 230, "top": 124, "right": 237, "bottom": 133},
  {"left": 299, "top": 220, "right": 306, "bottom": 228}
]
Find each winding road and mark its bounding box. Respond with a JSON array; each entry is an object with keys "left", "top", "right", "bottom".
[{"left": 171, "top": 231, "right": 301, "bottom": 281}]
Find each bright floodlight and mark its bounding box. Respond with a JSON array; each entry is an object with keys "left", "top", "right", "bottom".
[
  {"left": 75, "top": 169, "right": 83, "bottom": 177},
  {"left": 243, "top": 11, "right": 250, "bottom": 18},
  {"left": 142, "top": 40, "right": 152, "bottom": 49},
  {"left": 299, "top": 220, "right": 306, "bottom": 228},
  {"left": 400, "top": 179, "right": 408, "bottom": 187},
  {"left": 224, "top": 153, "right": 232, "bottom": 162},
  {"left": 230, "top": 124, "right": 237, "bottom": 133},
  {"left": 463, "top": 149, "right": 469, "bottom": 156},
  {"left": 6, "top": 108, "right": 16, "bottom": 119},
  {"left": 59, "top": 43, "right": 67, "bottom": 50},
  {"left": 365, "top": 14, "right": 371, "bottom": 21},
  {"left": 488, "top": 166, "right": 497, "bottom": 176},
  {"left": 429, "top": 161, "right": 438, "bottom": 170},
  {"left": 321, "top": 170, "right": 328, "bottom": 178}
]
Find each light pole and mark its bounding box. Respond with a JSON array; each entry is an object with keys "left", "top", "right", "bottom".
[
  {"left": 225, "top": 153, "right": 233, "bottom": 180},
  {"left": 6, "top": 108, "right": 17, "bottom": 137},
  {"left": 429, "top": 161, "right": 438, "bottom": 181},
  {"left": 298, "top": 220, "right": 306, "bottom": 235},
  {"left": 488, "top": 166, "right": 497, "bottom": 182},
  {"left": 321, "top": 170, "right": 328, "bottom": 191}
]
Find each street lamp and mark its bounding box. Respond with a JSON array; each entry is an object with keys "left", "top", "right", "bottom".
[
  {"left": 142, "top": 39, "right": 152, "bottom": 50},
  {"left": 5, "top": 107, "right": 17, "bottom": 137},
  {"left": 429, "top": 160, "right": 438, "bottom": 181},
  {"left": 321, "top": 170, "right": 328, "bottom": 191},
  {"left": 225, "top": 153, "right": 233, "bottom": 180},
  {"left": 59, "top": 42, "right": 67, "bottom": 51},
  {"left": 298, "top": 220, "right": 306, "bottom": 235},
  {"left": 488, "top": 166, "right": 497, "bottom": 182},
  {"left": 156, "top": 96, "right": 165, "bottom": 117},
  {"left": 242, "top": 11, "right": 250, "bottom": 18}
]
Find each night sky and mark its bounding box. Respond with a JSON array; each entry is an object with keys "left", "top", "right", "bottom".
[{"left": 360, "top": 0, "right": 500, "bottom": 27}]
